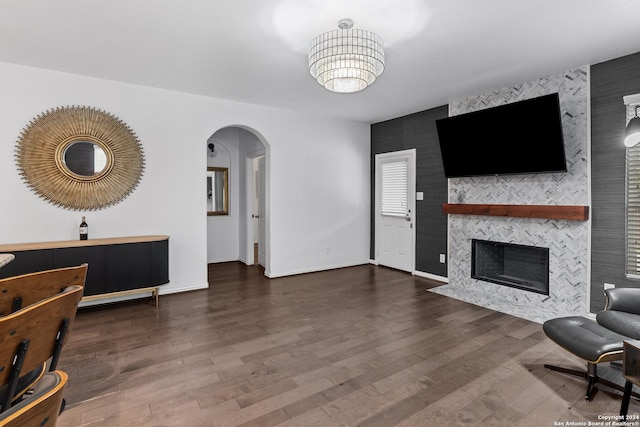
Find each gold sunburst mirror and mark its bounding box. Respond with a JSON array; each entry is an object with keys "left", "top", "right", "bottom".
[{"left": 16, "top": 106, "right": 145, "bottom": 210}]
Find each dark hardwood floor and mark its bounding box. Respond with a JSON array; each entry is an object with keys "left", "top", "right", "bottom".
[{"left": 56, "top": 262, "right": 638, "bottom": 426}]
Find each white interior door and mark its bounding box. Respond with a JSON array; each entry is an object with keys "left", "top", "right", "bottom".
[
  {"left": 258, "top": 156, "right": 266, "bottom": 267},
  {"left": 253, "top": 163, "right": 259, "bottom": 243},
  {"left": 375, "top": 149, "right": 416, "bottom": 273},
  {"left": 245, "top": 156, "right": 258, "bottom": 265}
]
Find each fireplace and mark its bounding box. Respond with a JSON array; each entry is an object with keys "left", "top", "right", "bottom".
[{"left": 471, "top": 239, "right": 549, "bottom": 295}]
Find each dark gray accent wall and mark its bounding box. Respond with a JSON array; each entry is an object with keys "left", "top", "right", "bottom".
[
  {"left": 591, "top": 51, "right": 640, "bottom": 311},
  {"left": 371, "top": 105, "right": 449, "bottom": 277}
]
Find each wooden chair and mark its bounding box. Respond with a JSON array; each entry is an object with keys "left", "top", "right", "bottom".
[
  {"left": 0, "top": 264, "right": 87, "bottom": 316},
  {"left": 0, "top": 265, "right": 86, "bottom": 408},
  {"left": 0, "top": 371, "right": 67, "bottom": 427},
  {"left": 0, "top": 285, "right": 84, "bottom": 413}
]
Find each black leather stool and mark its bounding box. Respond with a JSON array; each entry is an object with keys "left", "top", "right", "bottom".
[{"left": 543, "top": 316, "right": 635, "bottom": 400}]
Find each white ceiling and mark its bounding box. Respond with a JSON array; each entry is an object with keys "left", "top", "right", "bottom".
[{"left": 2, "top": 0, "right": 640, "bottom": 123}]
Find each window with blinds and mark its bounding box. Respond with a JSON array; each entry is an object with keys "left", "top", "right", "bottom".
[
  {"left": 627, "top": 145, "right": 640, "bottom": 277},
  {"left": 381, "top": 160, "right": 408, "bottom": 216}
]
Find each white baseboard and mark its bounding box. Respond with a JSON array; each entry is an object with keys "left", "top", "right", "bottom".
[
  {"left": 369, "top": 260, "right": 447, "bottom": 283},
  {"left": 159, "top": 282, "right": 209, "bottom": 295},
  {"left": 413, "top": 270, "right": 448, "bottom": 283},
  {"left": 267, "top": 261, "right": 369, "bottom": 278}
]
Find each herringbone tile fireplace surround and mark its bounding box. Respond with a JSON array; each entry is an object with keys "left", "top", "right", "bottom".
[{"left": 432, "top": 67, "right": 590, "bottom": 323}]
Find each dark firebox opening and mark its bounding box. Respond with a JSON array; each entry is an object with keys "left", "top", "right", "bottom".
[{"left": 471, "top": 239, "right": 549, "bottom": 295}]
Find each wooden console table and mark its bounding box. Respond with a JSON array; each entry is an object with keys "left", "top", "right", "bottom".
[{"left": 0, "top": 236, "right": 169, "bottom": 307}]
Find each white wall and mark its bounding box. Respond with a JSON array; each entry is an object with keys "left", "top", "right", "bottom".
[{"left": 0, "top": 61, "right": 371, "bottom": 294}]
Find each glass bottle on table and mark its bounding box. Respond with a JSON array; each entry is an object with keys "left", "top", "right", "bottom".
[{"left": 79, "top": 216, "right": 88, "bottom": 240}]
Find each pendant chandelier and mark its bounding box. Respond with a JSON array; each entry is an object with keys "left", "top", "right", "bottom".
[{"left": 308, "top": 19, "right": 385, "bottom": 93}]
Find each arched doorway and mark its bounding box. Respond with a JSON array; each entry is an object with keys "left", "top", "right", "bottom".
[{"left": 205, "top": 126, "right": 270, "bottom": 275}]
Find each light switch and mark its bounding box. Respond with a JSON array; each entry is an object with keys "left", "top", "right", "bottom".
[{"left": 416, "top": 192, "right": 424, "bottom": 201}]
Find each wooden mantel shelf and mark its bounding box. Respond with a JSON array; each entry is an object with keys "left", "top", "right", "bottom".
[{"left": 442, "top": 204, "right": 589, "bottom": 221}]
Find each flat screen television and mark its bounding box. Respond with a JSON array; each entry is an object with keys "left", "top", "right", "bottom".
[{"left": 436, "top": 93, "right": 567, "bottom": 178}]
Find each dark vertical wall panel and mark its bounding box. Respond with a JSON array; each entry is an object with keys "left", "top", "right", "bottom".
[
  {"left": 371, "top": 105, "right": 449, "bottom": 277},
  {"left": 591, "top": 51, "right": 640, "bottom": 311}
]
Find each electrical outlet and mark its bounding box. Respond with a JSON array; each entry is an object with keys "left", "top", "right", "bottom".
[
  {"left": 439, "top": 254, "right": 446, "bottom": 263},
  {"left": 604, "top": 283, "right": 615, "bottom": 290}
]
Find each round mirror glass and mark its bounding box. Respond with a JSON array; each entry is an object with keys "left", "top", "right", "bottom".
[{"left": 63, "top": 141, "right": 109, "bottom": 177}]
